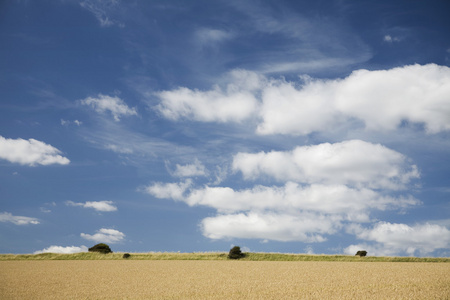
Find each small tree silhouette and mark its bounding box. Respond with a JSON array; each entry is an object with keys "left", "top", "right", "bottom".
[
  {"left": 355, "top": 250, "right": 367, "bottom": 257},
  {"left": 228, "top": 246, "right": 245, "bottom": 259}
]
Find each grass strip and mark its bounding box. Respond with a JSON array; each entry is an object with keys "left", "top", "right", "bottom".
[{"left": 0, "top": 252, "right": 448, "bottom": 262}]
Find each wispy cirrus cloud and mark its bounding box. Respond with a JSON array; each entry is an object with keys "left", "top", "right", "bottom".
[
  {"left": 195, "top": 28, "right": 234, "bottom": 49},
  {"left": 0, "top": 136, "right": 70, "bottom": 166},
  {"left": 80, "top": 0, "right": 123, "bottom": 27},
  {"left": 0, "top": 212, "right": 40, "bottom": 225}
]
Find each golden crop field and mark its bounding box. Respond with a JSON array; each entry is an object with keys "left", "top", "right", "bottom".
[{"left": 1, "top": 260, "right": 449, "bottom": 299}]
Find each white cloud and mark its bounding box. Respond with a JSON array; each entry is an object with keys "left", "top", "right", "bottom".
[
  {"left": 34, "top": 245, "right": 88, "bottom": 254},
  {"left": 66, "top": 200, "right": 117, "bottom": 212},
  {"left": 80, "top": 228, "right": 125, "bottom": 244},
  {"left": 172, "top": 159, "right": 207, "bottom": 177},
  {"left": 233, "top": 140, "right": 419, "bottom": 190},
  {"left": 0, "top": 212, "right": 40, "bottom": 225},
  {"left": 343, "top": 244, "right": 373, "bottom": 256},
  {"left": 155, "top": 69, "right": 262, "bottom": 123},
  {"left": 0, "top": 136, "right": 70, "bottom": 166},
  {"left": 185, "top": 183, "right": 419, "bottom": 216},
  {"left": 144, "top": 180, "right": 192, "bottom": 201},
  {"left": 156, "top": 64, "right": 450, "bottom": 135},
  {"left": 201, "top": 211, "right": 339, "bottom": 242},
  {"left": 347, "top": 222, "right": 450, "bottom": 256},
  {"left": 145, "top": 139, "right": 422, "bottom": 244},
  {"left": 258, "top": 64, "right": 450, "bottom": 135},
  {"left": 145, "top": 177, "right": 419, "bottom": 243},
  {"left": 334, "top": 64, "right": 450, "bottom": 134},
  {"left": 80, "top": 94, "right": 137, "bottom": 121},
  {"left": 257, "top": 75, "right": 341, "bottom": 135}
]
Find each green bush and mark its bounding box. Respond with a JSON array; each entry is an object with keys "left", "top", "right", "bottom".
[
  {"left": 228, "top": 246, "right": 245, "bottom": 259},
  {"left": 88, "top": 243, "right": 112, "bottom": 254},
  {"left": 123, "top": 253, "right": 131, "bottom": 259}
]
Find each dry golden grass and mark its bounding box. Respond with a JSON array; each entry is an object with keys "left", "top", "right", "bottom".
[{"left": 1, "top": 260, "right": 449, "bottom": 299}]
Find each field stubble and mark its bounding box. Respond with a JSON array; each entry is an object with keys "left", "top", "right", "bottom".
[{"left": 1, "top": 260, "right": 449, "bottom": 299}]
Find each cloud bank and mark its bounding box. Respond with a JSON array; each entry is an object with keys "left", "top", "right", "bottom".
[
  {"left": 0, "top": 136, "right": 70, "bottom": 166},
  {"left": 145, "top": 140, "right": 424, "bottom": 247},
  {"left": 156, "top": 64, "right": 450, "bottom": 135}
]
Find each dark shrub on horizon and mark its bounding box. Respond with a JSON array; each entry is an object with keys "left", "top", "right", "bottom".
[
  {"left": 355, "top": 250, "right": 367, "bottom": 257},
  {"left": 123, "top": 253, "right": 131, "bottom": 259},
  {"left": 228, "top": 246, "right": 245, "bottom": 259},
  {"left": 88, "top": 243, "right": 112, "bottom": 254}
]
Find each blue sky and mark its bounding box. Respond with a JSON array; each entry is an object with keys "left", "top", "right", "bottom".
[{"left": 1, "top": 0, "right": 449, "bottom": 256}]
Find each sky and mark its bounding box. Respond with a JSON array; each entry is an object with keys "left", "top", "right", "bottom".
[{"left": 0, "top": 0, "right": 450, "bottom": 257}]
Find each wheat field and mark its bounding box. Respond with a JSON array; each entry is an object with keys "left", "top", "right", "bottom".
[{"left": 1, "top": 260, "right": 449, "bottom": 299}]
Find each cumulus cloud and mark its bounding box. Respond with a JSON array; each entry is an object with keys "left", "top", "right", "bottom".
[
  {"left": 80, "top": 94, "right": 137, "bottom": 121},
  {"left": 172, "top": 159, "right": 207, "bottom": 177},
  {"left": 0, "top": 136, "right": 70, "bottom": 166},
  {"left": 155, "top": 69, "right": 263, "bottom": 123},
  {"left": 80, "top": 228, "right": 125, "bottom": 244},
  {"left": 259, "top": 64, "right": 450, "bottom": 135},
  {"left": 345, "top": 222, "right": 450, "bottom": 256},
  {"left": 145, "top": 180, "right": 192, "bottom": 201},
  {"left": 156, "top": 64, "right": 450, "bottom": 135},
  {"left": 185, "top": 183, "right": 418, "bottom": 216},
  {"left": 145, "top": 139, "right": 422, "bottom": 245},
  {"left": 232, "top": 140, "right": 419, "bottom": 190},
  {"left": 34, "top": 245, "right": 88, "bottom": 254},
  {"left": 66, "top": 200, "right": 117, "bottom": 212},
  {"left": 201, "top": 212, "right": 339, "bottom": 242},
  {"left": 0, "top": 212, "right": 40, "bottom": 225},
  {"left": 145, "top": 181, "right": 419, "bottom": 242}
]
